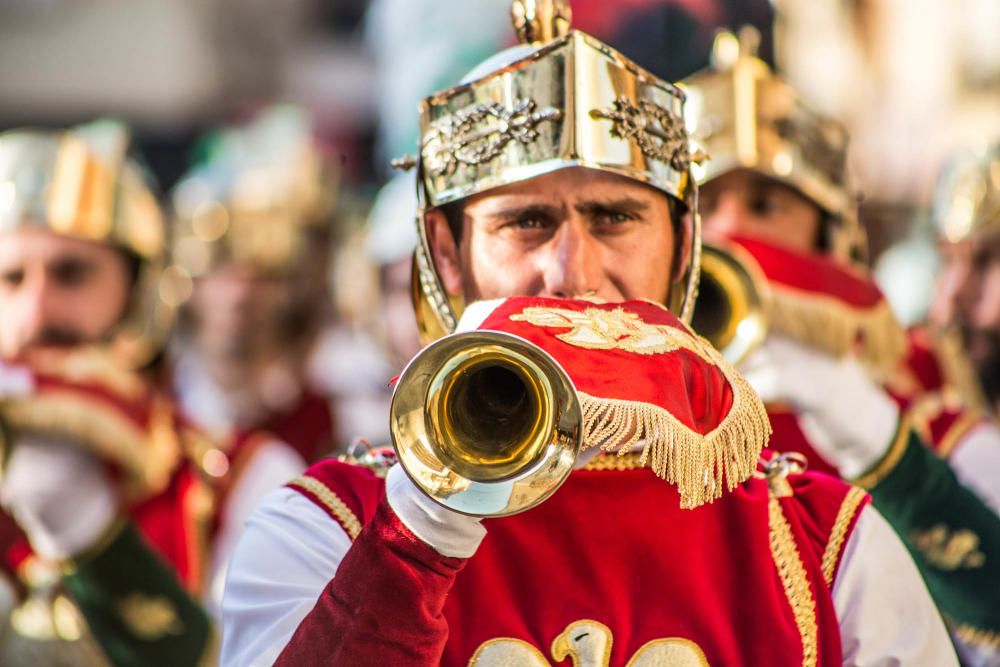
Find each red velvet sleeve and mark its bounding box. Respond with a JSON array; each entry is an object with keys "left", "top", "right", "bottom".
[
  {"left": 274, "top": 497, "right": 467, "bottom": 666},
  {"left": 0, "top": 506, "right": 29, "bottom": 599}
]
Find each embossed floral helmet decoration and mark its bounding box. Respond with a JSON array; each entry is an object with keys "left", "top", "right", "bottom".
[{"left": 396, "top": 0, "right": 704, "bottom": 342}]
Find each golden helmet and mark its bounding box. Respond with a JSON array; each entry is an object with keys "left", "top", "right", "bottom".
[
  {"left": 399, "top": 0, "right": 704, "bottom": 342},
  {"left": 0, "top": 121, "right": 171, "bottom": 366},
  {"left": 168, "top": 106, "right": 337, "bottom": 291},
  {"left": 934, "top": 142, "right": 1000, "bottom": 244},
  {"left": 681, "top": 31, "right": 866, "bottom": 263}
]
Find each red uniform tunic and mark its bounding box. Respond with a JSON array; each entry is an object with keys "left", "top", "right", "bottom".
[
  {"left": 276, "top": 457, "right": 869, "bottom": 666},
  {"left": 249, "top": 389, "right": 335, "bottom": 464}
]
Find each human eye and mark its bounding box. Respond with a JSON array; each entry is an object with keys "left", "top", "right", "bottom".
[
  {"left": 0, "top": 267, "right": 24, "bottom": 290},
  {"left": 51, "top": 258, "right": 92, "bottom": 287},
  {"left": 749, "top": 191, "right": 782, "bottom": 217},
  {"left": 592, "top": 207, "right": 638, "bottom": 232},
  {"left": 511, "top": 216, "right": 549, "bottom": 230},
  {"left": 498, "top": 208, "right": 557, "bottom": 237}
]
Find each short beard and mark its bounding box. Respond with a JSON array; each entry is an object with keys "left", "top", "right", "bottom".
[
  {"left": 963, "top": 326, "right": 1000, "bottom": 409},
  {"left": 22, "top": 326, "right": 86, "bottom": 350}
]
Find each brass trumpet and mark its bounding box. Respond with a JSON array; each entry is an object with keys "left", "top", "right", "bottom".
[
  {"left": 690, "top": 242, "right": 769, "bottom": 367},
  {"left": 390, "top": 331, "right": 582, "bottom": 517}
]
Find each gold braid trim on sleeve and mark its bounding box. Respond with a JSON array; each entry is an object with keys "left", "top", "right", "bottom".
[
  {"left": 287, "top": 476, "right": 362, "bottom": 540},
  {"left": 579, "top": 338, "right": 772, "bottom": 509},
  {"left": 768, "top": 283, "right": 907, "bottom": 375},
  {"left": 935, "top": 409, "right": 984, "bottom": 459},
  {"left": 948, "top": 618, "right": 1000, "bottom": 651},
  {"left": 821, "top": 486, "right": 868, "bottom": 587},
  {"left": 768, "top": 497, "right": 819, "bottom": 667},
  {"left": 852, "top": 416, "right": 911, "bottom": 490},
  {"left": 1, "top": 391, "right": 179, "bottom": 502}
]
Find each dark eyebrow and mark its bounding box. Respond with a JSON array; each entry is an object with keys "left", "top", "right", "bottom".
[
  {"left": 48, "top": 254, "right": 96, "bottom": 276},
  {"left": 746, "top": 172, "right": 799, "bottom": 198},
  {"left": 485, "top": 203, "right": 563, "bottom": 222},
  {"left": 574, "top": 197, "right": 650, "bottom": 217}
]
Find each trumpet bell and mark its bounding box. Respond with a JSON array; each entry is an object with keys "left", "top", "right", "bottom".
[
  {"left": 691, "top": 242, "right": 768, "bottom": 367},
  {"left": 390, "top": 330, "right": 582, "bottom": 517}
]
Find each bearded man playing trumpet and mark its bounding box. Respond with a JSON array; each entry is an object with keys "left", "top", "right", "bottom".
[
  {"left": 682, "top": 34, "right": 1000, "bottom": 664},
  {"left": 0, "top": 123, "right": 213, "bottom": 665},
  {"left": 221, "top": 2, "right": 956, "bottom": 665}
]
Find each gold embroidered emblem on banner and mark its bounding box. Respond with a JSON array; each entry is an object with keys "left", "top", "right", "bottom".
[{"left": 510, "top": 306, "right": 714, "bottom": 361}]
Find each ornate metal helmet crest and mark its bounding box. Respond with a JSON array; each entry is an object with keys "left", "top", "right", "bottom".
[
  {"left": 681, "top": 30, "right": 866, "bottom": 263},
  {"left": 398, "top": 0, "right": 703, "bottom": 342},
  {"left": 934, "top": 142, "right": 1000, "bottom": 244},
  {"left": 0, "top": 122, "right": 172, "bottom": 367}
]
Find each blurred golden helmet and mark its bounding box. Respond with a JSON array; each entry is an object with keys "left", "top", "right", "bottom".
[
  {"left": 0, "top": 121, "right": 172, "bottom": 366},
  {"left": 168, "top": 106, "right": 338, "bottom": 291},
  {"left": 681, "top": 29, "right": 866, "bottom": 263},
  {"left": 397, "top": 0, "right": 705, "bottom": 342},
  {"left": 934, "top": 142, "right": 1000, "bottom": 244}
]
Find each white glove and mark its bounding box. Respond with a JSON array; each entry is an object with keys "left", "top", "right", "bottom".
[
  {"left": 385, "top": 464, "right": 486, "bottom": 558},
  {"left": 0, "top": 436, "right": 118, "bottom": 561},
  {"left": 739, "top": 335, "right": 901, "bottom": 479}
]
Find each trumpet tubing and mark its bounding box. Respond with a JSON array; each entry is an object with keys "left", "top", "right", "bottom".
[{"left": 691, "top": 242, "right": 768, "bottom": 367}]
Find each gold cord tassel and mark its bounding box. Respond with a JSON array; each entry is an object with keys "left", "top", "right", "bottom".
[
  {"left": 768, "top": 285, "right": 907, "bottom": 374},
  {"left": 579, "top": 352, "right": 772, "bottom": 509}
]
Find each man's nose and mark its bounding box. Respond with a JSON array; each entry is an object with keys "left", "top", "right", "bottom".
[
  {"left": 953, "top": 261, "right": 981, "bottom": 322},
  {"left": 542, "top": 220, "right": 601, "bottom": 298},
  {"left": 701, "top": 192, "right": 750, "bottom": 238},
  {"left": 14, "top": 274, "right": 57, "bottom": 347}
]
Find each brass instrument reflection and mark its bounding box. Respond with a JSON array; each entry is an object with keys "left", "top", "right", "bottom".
[
  {"left": 390, "top": 331, "right": 582, "bottom": 517},
  {"left": 690, "top": 242, "right": 769, "bottom": 367}
]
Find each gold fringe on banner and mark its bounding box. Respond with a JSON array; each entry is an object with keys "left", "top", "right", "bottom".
[
  {"left": 578, "top": 354, "right": 772, "bottom": 509},
  {"left": 767, "top": 284, "right": 907, "bottom": 374}
]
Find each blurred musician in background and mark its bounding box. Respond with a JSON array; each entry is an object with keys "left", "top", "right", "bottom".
[
  {"left": 0, "top": 122, "right": 212, "bottom": 666},
  {"left": 929, "top": 144, "right": 1000, "bottom": 420},
  {"left": 683, "top": 35, "right": 1000, "bottom": 663},
  {"left": 169, "top": 106, "right": 338, "bottom": 467}
]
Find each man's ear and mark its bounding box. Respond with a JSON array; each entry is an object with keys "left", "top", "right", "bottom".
[
  {"left": 671, "top": 208, "right": 694, "bottom": 284},
  {"left": 425, "top": 208, "right": 464, "bottom": 297}
]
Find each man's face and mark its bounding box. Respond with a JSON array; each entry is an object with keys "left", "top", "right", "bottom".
[
  {"left": 427, "top": 168, "right": 682, "bottom": 305},
  {"left": 933, "top": 234, "right": 1000, "bottom": 374},
  {"left": 189, "top": 264, "right": 293, "bottom": 363},
  {"left": 699, "top": 170, "right": 823, "bottom": 254},
  {"left": 0, "top": 227, "right": 132, "bottom": 359}
]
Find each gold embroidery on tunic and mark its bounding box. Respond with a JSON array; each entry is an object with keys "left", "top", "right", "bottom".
[
  {"left": 116, "top": 593, "right": 184, "bottom": 641},
  {"left": 911, "top": 524, "right": 986, "bottom": 570},
  {"left": 949, "top": 618, "right": 1000, "bottom": 651},
  {"left": 822, "top": 486, "right": 868, "bottom": 586},
  {"left": 468, "top": 619, "right": 710, "bottom": 667},
  {"left": 768, "top": 498, "right": 819, "bottom": 667},
  {"left": 581, "top": 452, "right": 646, "bottom": 471},
  {"left": 287, "top": 476, "right": 362, "bottom": 540},
  {"left": 852, "top": 417, "right": 911, "bottom": 489}
]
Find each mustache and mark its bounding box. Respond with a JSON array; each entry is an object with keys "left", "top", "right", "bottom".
[
  {"left": 22, "top": 327, "right": 86, "bottom": 349},
  {"left": 959, "top": 324, "right": 1000, "bottom": 344}
]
